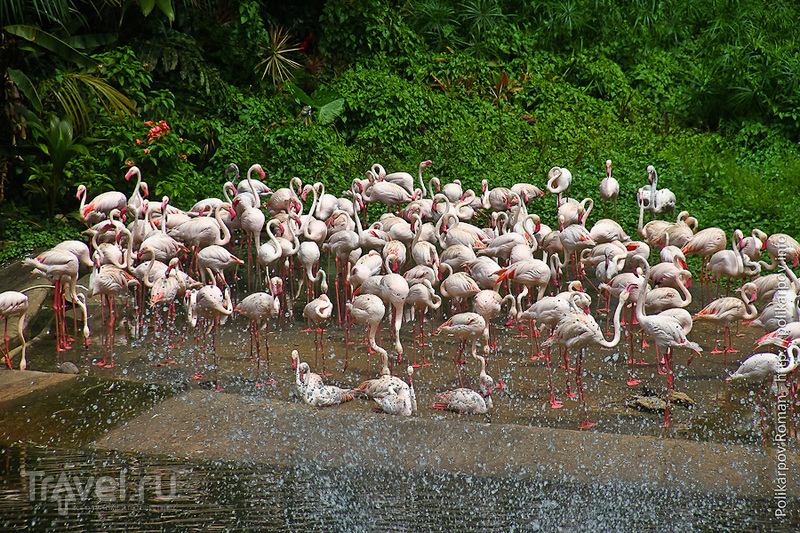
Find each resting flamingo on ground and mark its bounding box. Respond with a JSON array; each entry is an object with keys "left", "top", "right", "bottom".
[
  {"left": 291, "top": 350, "right": 354, "bottom": 407},
  {"left": 432, "top": 355, "right": 495, "bottom": 414}
]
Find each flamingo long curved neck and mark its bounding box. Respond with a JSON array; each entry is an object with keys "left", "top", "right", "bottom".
[
  {"left": 77, "top": 185, "right": 88, "bottom": 216},
  {"left": 435, "top": 210, "right": 458, "bottom": 249},
  {"left": 599, "top": 291, "right": 628, "bottom": 348},
  {"left": 740, "top": 284, "right": 759, "bottom": 320},
  {"left": 648, "top": 166, "right": 658, "bottom": 196},
  {"left": 580, "top": 198, "right": 594, "bottom": 226},
  {"left": 438, "top": 263, "right": 454, "bottom": 298},
  {"left": 634, "top": 259, "right": 651, "bottom": 325},
  {"left": 636, "top": 194, "right": 646, "bottom": 238},
  {"left": 779, "top": 345, "right": 799, "bottom": 374},
  {"left": 417, "top": 161, "right": 428, "bottom": 198},
  {"left": 352, "top": 194, "right": 365, "bottom": 238},
  {"left": 213, "top": 204, "right": 232, "bottom": 245},
  {"left": 676, "top": 273, "right": 692, "bottom": 307},
  {"left": 302, "top": 185, "right": 319, "bottom": 239},
  {"left": 127, "top": 166, "right": 143, "bottom": 200},
  {"left": 314, "top": 182, "right": 326, "bottom": 218},
  {"left": 264, "top": 219, "right": 281, "bottom": 252}
]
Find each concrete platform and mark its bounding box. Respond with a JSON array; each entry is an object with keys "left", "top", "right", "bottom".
[{"left": 94, "top": 389, "right": 798, "bottom": 499}]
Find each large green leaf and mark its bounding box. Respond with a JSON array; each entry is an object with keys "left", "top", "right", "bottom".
[
  {"left": 154, "top": 0, "right": 175, "bottom": 23},
  {"left": 4, "top": 24, "right": 99, "bottom": 70},
  {"left": 317, "top": 98, "right": 345, "bottom": 125},
  {"left": 140, "top": 0, "right": 156, "bottom": 16},
  {"left": 66, "top": 33, "right": 118, "bottom": 50},
  {"left": 6, "top": 67, "right": 42, "bottom": 112},
  {"left": 285, "top": 80, "right": 316, "bottom": 107}
]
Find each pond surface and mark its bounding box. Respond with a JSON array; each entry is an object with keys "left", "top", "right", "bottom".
[
  {"left": 0, "top": 443, "right": 796, "bottom": 532},
  {"left": 27, "top": 283, "right": 798, "bottom": 447}
]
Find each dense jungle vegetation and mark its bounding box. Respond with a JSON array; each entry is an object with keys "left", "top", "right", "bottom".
[{"left": 1, "top": 0, "right": 799, "bottom": 263}]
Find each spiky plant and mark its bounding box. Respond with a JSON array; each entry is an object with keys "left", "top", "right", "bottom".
[{"left": 255, "top": 26, "right": 303, "bottom": 87}]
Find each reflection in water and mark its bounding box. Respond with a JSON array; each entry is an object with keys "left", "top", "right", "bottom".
[{"left": 1, "top": 443, "right": 796, "bottom": 532}]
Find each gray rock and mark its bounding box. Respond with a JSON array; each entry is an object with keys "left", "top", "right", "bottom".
[{"left": 59, "top": 362, "right": 80, "bottom": 374}]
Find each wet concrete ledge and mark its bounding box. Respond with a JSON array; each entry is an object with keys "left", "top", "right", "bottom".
[
  {"left": 95, "top": 389, "right": 798, "bottom": 499},
  {"left": 0, "top": 368, "right": 78, "bottom": 402}
]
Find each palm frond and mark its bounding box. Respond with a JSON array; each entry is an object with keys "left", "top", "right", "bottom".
[{"left": 50, "top": 73, "right": 135, "bottom": 133}]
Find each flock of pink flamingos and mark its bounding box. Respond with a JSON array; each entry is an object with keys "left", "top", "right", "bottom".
[{"left": 2, "top": 159, "right": 799, "bottom": 431}]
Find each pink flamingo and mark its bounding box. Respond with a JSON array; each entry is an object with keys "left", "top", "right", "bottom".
[
  {"left": 0, "top": 291, "right": 28, "bottom": 370},
  {"left": 405, "top": 279, "right": 441, "bottom": 367},
  {"left": 235, "top": 285, "right": 281, "bottom": 385},
  {"left": 24, "top": 249, "right": 80, "bottom": 352},
  {"left": 599, "top": 159, "right": 619, "bottom": 220},
  {"left": 437, "top": 312, "right": 486, "bottom": 387},
  {"left": 303, "top": 293, "right": 334, "bottom": 375},
  {"left": 631, "top": 256, "right": 703, "bottom": 427},
  {"left": 693, "top": 282, "right": 758, "bottom": 365},
  {"left": 186, "top": 284, "right": 233, "bottom": 389},
  {"left": 542, "top": 287, "right": 631, "bottom": 428},
  {"left": 432, "top": 355, "right": 495, "bottom": 414},
  {"left": 521, "top": 291, "right": 593, "bottom": 407}
]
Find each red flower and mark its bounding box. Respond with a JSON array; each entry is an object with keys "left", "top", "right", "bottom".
[
  {"left": 135, "top": 139, "right": 142, "bottom": 145},
  {"left": 144, "top": 148, "right": 150, "bottom": 154},
  {"left": 125, "top": 160, "right": 134, "bottom": 166}
]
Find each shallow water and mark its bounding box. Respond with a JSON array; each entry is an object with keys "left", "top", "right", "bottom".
[
  {"left": 0, "top": 442, "right": 796, "bottom": 532},
  {"left": 27, "top": 283, "right": 798, "bottom": 447}
]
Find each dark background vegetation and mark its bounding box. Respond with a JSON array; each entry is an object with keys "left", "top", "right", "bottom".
[{"left": 2, "top": 0, "right": 799, "bottom": 263}]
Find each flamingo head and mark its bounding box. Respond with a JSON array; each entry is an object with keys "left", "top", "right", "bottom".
[
  {"left": 606, "top": 159, "right": 612, "bottom": 176},
  {"left": 76, "top": 184, "right": 86, "bottom": 199},
  {"left": 124, "top": 166, "right": 139, "bottom": 181}
]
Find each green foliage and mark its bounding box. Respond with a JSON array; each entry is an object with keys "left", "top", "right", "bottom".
[
  {"left": 3, "top": 0, "right": 800, "bottom": 266},
  {"left": 25, "top": 115, "right": 92, "bottom": 217},
  {"left": 0, "top": 212, "right": 83, "bottom": 265},
  {"left": 133, "top": 28, "right": 233, "bottom": 112},
  {"left": 94, "top": 46, "right": 153, "bottom": 108}
]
